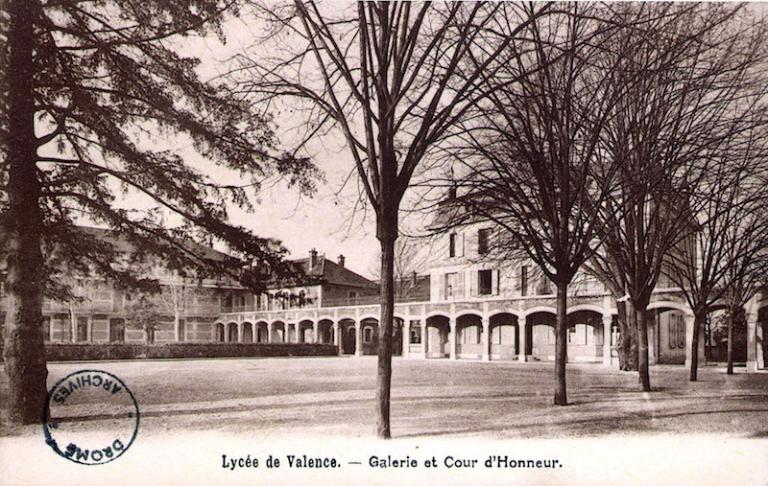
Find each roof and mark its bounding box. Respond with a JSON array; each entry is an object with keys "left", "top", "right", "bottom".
[
  {"left": 288, "top": 255, "right": 378, "bottom": 290},
  {"left": 76, "top": 226, "right": 233, "bottom": 262}
]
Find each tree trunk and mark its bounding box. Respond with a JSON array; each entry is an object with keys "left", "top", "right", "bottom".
[
  {"left": 376, "top": 235, "right": 396, "bottom": 438},
  {"left": 2, "top": 0, "right": 50, "bottom": 425},
  {"left": 689, "top": 312, "right": 704, "bottom": 381},
  {"left": 636, "top": 308, "right": 651, "bottom": 391},
  {"left": 554, "top": 281, "right": 568, "bottom": 406},
  {"left": 616, "top": 299, "right": 638, "bottom": 371},
  {"left": 726, "top": 307, "right": 734, "bottom": 375}
]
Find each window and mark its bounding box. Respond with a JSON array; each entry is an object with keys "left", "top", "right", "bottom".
[
  {"left": 478, "top": 228, "right": 491, "bottom": 255},
  {"left": 409, "top": 322, "right": 421, "bottom": 344},
  {"left": 109, "top": 318, "right": 125, "bottom": 343},
  {"left": 449, "top": 233, "right": 457, "bottom": 258},
  {"left": 669, "top": 314, "right": 685, "bottom": 349},
  {"left": 478, "top": 269, "right": 493, "bottom": 295},
  {"left": 76, "top": 317, "right": 88, "bottom": 342},
  {"left": 43, "top": 316, "right": 51, "bottom": 341},
  {"left": 363, "top": 327, "right": 374, "bottom": 343},
  {"left": 520, "top": 265, "right": 529, "bottom": 296},
  {"left": 178, "top": 319, "right": 186, "bottom": 342},
  {"left": 445, "top": 273, "right": 458, "bottom": 298}
]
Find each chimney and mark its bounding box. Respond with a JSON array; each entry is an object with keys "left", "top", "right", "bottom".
[
  {"left": 337, "top": 254, "right": 345, "bottom": 268},
  {"left": 309, "top": 248, "right": 318, "bottom": 268},
  {"left": 411, "top": 271, "right": 418, "bottom": 286},
  {"left": 447, "top": 184, "right": 457, "bottom": 200}
]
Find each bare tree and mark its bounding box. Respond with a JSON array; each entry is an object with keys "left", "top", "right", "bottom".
[
  {"left": 666, "top": 122, "right": 768, "bottom": 380},
  {"left": 442, "top": 3, "right": 631, "bottom": 405},
  {"left": 595, "top": 3, "right": 768, "bottom": 391},
  {"left": 235, "top": 1, "right": 552, "bottom": 437},
  {"left": 368, "top": 236, "right": 429, "bottom": 300}
]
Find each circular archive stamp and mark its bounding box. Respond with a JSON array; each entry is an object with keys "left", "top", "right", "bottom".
[{"left": 43, "top": 369, "right": 140, "bottom": 465}]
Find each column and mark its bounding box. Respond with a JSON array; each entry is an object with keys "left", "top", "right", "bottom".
[
  {"left": 684, "top": 314, "right": 695, "bottom": 370},
  {"left": 421, "top": 319, "right": 428, "bottom": 359},
  {"left": 449, "top": 316, "right": 457, "bottom": 360},
  {"left": 759, "top": 318, "right": 765, "bottom": 369},
  {"left": 237, "top": 323, "right": 243, "bottom": 343},
  {"left": 747, "top": 310, "right": 758, "bottom": 372},
  {"left": 354, "top": 321, "right": 362, "bottom": 357},
  {"left": 333, "top": 322, "right": 341, "bottom": 355},
  {"left": 648, "top": 314, "right": 657, "bottom": 366},
  {"left": 518, "top": 318, "right": 528, "bottom": 362},
  {"left": 602, "top": 313, "right": 612, "bottom": 366},
  {"left": 482, "top": 316, "right": 490, "bottom": 362},
  {"left": 267, "top": 323, "right": 273, "bottom": 343},
  {"left": 403, "top": 320, "right": 411, "bottom": 359},
  {"left": 313, "top": 321, "right": 319, "bottom": 344}
]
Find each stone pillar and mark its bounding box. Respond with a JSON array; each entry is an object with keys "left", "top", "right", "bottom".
[
  {"left": 421, "top": 319, "right": 428, "bottom": 359},
  {"left": 684, "top": 314, "right": 695, "bottom": 370},
  {"left": 237, "top": 323, "right": 243, "bottom": 343},
  {"left": 333, "top": 322, "right": 341, "bottom": 355},
  {"left": 648, "top": 313, "right": 657, "bottom": 366},
  {"left": 518, "top": 318, "right": 528, "bottom": 362},
  {"left": 313, "top": 321, "right": 319, "bottom": 344},
  {"left": 449, "top": 316, "right": 457, "bottom": 360},
  {"left": 747, "top": 310, "right": 759, "bottom": 372},
  {"left": 354, "top": 321, "right": 362, "bottom": 357},
  {"left": 602, "top": 313, "right": 612, "bottom": 366},
  {"left": 482, "top": 316, "right": 490, "bottom": 362},
  {"left": 403, "top": 320, "right": 411, "bottom": 359},
  {"left": 267, "top": 323, "right": 273, "bottom": 343}
]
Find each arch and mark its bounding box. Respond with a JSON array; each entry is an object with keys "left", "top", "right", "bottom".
[
  {"left": 227, "top": 322, "right": 239, "bottom": 343},
  {"left": 490, "top": 312, "right": 519, "bottom": 359},
  {"left": 488, "top": 309, "right": 523, "bottom": 320},
  {"left": 455, "top": 309, "right": 484, "bottom": 319},
  {"left": 255, "top": 321, "right": 269, "bottom": 343},
  {"left": 526, "top": 311, "right": 555, "bottom": 358},
  {"left": 425, "top": 315, "right": 450, "bottom": 358},
  {"left": 523, "top": 306, "right": 557, "bottom": 317},
  {"left": 567, "top": 304, "right": 607, "bottom": 316},
  {"left": 214, "top": 322, "right": 225, "bottom": 342},
  {"left": 425, "top": 311, "right": 451, "bottom": 320},
  {"left": 456, "top": 314, "right": 482, "bottom": 360},
  {"left": 270, "top": 320, "right": 286, "bottom": 343},
  {"left": 647, "top": 301, "right": 692, "bottom": 315},
  {"left": 298, "top": 319, "right": 315, "bottom": 343},
  {"left": 242, "top": 322, "right": 254, "bottom": 343},
  {"left": 360, "top": 317, "right": 379, "bottom": 354},
  {"left": 565, "top": 311, "right": 604, "bottom": 361},
  {"left": 337, "top": 318, "right": 357, "bottom": 355},
  {"left": 318, "top": 318, "right": 334, "bottom": 344}
]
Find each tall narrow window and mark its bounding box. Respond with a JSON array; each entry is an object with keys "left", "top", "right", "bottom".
[
  {"left": 178, "top": 319, "right": 186, "bottom": 342},
  {"left": 43, "top": 316, "right": 51, "bottom": 341},
  {"left": 76, "top": 317, "right": 88, "bottom": 342},
  {"left": 520, "top": 265, "right": 529, "bottom": 296},
  {"left": 478, "top": 269, "right": 493, "bottom": 295},
  {"left": 478, "top": 228, "right": 491, "bottom": 255},
  {"left": 445, "top": 272, "right": 458, "bottom": 298},
  {"left": 449, "top": 233, "right": 457, "bottom": 258},
  {"left": 109, "top": 318, "right": 125, "bottom": 343}
]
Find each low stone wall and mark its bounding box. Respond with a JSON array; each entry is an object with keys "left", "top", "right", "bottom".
[{"left": 39, "top": 343, "right": 338, "bottom": 362}]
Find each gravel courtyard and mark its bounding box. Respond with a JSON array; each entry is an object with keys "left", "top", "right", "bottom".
[{"left": 2, "top": 357, "right": 767, "bottom": 439}]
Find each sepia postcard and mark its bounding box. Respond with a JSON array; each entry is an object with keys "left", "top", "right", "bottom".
[{"left": 1, "top": 1, "right": 767, "bottom": 485}]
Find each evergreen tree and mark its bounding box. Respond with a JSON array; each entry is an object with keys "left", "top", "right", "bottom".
[{"left": 0, "top": 0, "right": 317, "bottom": 424}]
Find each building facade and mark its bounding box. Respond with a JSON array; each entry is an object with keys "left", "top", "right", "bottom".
[
  {"left": 2, "top": 226, "right": 765, "bottom": 372},
  {"left": 215, "top": 219, "right": 767, "bottom": 372}
]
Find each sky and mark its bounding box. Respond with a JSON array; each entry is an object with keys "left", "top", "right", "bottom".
[{"left": 163, "top": 9, "right": 383, "bottom": 278}]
